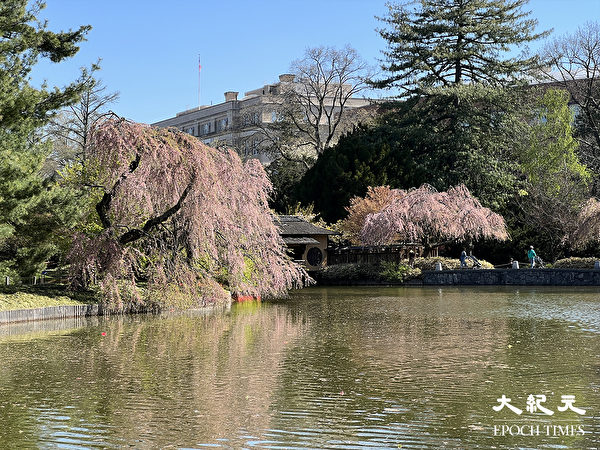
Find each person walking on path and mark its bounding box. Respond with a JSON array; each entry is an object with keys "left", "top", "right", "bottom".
[
  {"left": 460, "top": 249, "right": 468, "bottom": 268},
  {"left": 408, "top": 249, "right": 415, "bottom": 268},
  {"left": 528, "top": 246, "right": 537, "bottom": 268}
]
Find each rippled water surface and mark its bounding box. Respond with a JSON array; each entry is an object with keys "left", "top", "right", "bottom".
[{"left": 0, "top": 286, "right": 599, "bottom": 448}]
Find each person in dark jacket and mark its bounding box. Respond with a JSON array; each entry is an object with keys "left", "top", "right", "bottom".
[{"left": 460, "top": 250, "right": 467, "bottom": 268}]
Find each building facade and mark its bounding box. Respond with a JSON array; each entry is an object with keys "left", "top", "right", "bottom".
[
  {"left": 152, "top": 74, "right": 371, "bottom": 164},
  {"left": 275, "top": 215, "right": 336, "bottom": 270}
]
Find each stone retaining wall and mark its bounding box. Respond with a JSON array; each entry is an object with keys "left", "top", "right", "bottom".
[{"left": 422, "top": 268, "right": 600, "bottom": 286}]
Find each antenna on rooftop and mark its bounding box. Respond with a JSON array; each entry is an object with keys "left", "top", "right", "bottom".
[{"left": 198, "top": 54, "right": 202, "bottom": 107}]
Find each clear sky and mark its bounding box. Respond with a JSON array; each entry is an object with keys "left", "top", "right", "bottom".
[{"left": 31, "top": 0, "right": 600, "bottom": 125}]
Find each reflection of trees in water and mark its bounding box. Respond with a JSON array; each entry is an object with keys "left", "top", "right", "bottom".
[
  {"left": 268, "top": 288, "right": 599, "bottom": 448},
  {"left": 1, "top": 289, "right": 598, "bottom": 448},
  {"left": 268, "top": 292, "right": 511, "bottom": 447},
  {"left": 0, "top": 303, "right": 308, "bottom": 447}
]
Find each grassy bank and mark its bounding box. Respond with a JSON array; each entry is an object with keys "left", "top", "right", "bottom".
[{"left": 0, "top": 285, "right": 98, "bottom": 311}]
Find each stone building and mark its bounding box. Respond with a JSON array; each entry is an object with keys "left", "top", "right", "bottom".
[{"left": 152, "top": 74, "right": 371, "bottom": 164}]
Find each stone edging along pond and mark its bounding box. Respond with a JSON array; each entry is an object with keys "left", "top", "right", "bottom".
[
  {"left": 314, "top": 268, "right": 600, "bottom": 287},
  {"left": 421, "top": 268, "right": 600, "bottom": 286}
]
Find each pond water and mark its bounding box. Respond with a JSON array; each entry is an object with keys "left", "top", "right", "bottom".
[{"left": 0, "top": 286, "right": 599, "bottom": 448}]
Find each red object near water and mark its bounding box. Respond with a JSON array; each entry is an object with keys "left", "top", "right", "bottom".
[
  {"left": 232, "top": 294, "right": 261, "bottom": 302},
  {"left": 101, "top": 332, "right": 107, "bottom": 336}
]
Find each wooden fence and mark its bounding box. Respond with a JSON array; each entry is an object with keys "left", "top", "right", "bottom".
[
  {"left": 0, "top": 304, "right": 102, "bottom": 325},
  {"left": 328, "top": 244, "right": 429, "bottom": 265},
  {"left": 3, "top": 268, "right": 69, "bottom": 287}
]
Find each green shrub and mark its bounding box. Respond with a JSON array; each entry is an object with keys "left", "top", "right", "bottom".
[
  {"left": 0, "top": 262, "right": 21, "bottom": 285},
  {"left": 0, "top": 285, "right": 98, "bottom": 311},
  {"left": 552, "top": 257, "right": 598, "bottom": 269},
  {"left": 412, "top": 256, "right": 494, "bottom": 270},
  {"left": 319, "top": 263, "right": 381, "bottom": 281},
  {"left": 379, "top": 261, "right": 422, "bottom": 282},
  {"left": 318, "top": 262, "right": 421, "bottom": 283}
]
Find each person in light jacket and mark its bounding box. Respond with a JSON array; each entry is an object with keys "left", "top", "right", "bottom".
[{"left": 528, "top": 246, "right": 537, "bottom": 268}]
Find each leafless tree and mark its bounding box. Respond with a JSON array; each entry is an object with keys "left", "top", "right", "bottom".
[
  {"left": 539, "top": 22, "right": 600, "bottom": 174},
  {"left": 46, "top": 63, "right": 119, "bottom": 171},
  {"left": 258, "top": 45, "right": 375, "bottom": 166}
]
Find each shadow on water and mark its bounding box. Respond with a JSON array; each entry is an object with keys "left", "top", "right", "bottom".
[{"left": 0, "top": 286, "right": 598, "bottom": 448}]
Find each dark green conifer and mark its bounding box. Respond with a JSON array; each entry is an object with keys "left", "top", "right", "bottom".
[
  {"left": 0, "top": 1, "right": 90, "bottom": 281},
  {"left": 374, "top": 0, "right": 549, "bottom": 95}
]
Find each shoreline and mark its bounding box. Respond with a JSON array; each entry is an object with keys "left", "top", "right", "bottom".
[
  {"left": 0, "top": 301, "right": 232, "bottom": 326},
  {"left": 3, "top": 268, "right": 600, "bottom": 325},
  {"left": 0, "top": 284, "right": 233, "bottom": 325},
  {"left": 0, "top": 304, "right": 103, "bottom": 325},
  {"left": 316, "top": 267, "right": 600, "bottom": 287}
]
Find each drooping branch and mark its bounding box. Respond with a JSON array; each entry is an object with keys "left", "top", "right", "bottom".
[
  {"left": 340, "top": 186, "right": 397, "bottom": 244},
  {"left": 358, "top": 184, "right": 509, "bottom": 246},
  {"left": 118, "top": 174, "right": 196, "bottom": 245},
  {"left": 70, "top": 117, "right": 309, "bottom": 311},
  {"left": 568, "top": 197, "right": 600, "bottom": 247},
  {"left": 95, "top": 152, "right": 141, "bottom": 229}
]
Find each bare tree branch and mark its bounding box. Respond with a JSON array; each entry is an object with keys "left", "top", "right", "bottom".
[
  {"left": 251, "top": 46, "right": 374, "bottom": 164},
  {"left": 539, "top": 22, "right": 600, "bottom": 179}
]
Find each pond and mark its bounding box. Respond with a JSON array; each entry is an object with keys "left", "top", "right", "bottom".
[{"left": 0, "top": 286, "right": 599, "bottom": 448}]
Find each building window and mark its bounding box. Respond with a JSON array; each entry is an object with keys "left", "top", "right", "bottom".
[
  {"left": 569, "top": 104, "right": 581, "bottom": 118},
  {"left": 216, "top": 117, "right": 228, "bottom": 132},
  {"left": 306, "top": 247, "right": 324, "bottom": 266}
]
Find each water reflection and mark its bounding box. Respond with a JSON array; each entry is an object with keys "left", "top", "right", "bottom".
[{"left": 0, "top": 286, "right": 598, "bottom": 448}]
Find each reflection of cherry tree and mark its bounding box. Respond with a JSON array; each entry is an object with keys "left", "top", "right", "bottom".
[
  {"left": 359, "top": 184, "right": 508, "bottom": 250},
  {"left": 88, "top": 305, "right": 308, "bottom": 446},
  {"left": 69, "top": 117, "right": 307, "bottom": 310},
  {"left": 0, "top": 304, "right": 309, "bottom": 447}
]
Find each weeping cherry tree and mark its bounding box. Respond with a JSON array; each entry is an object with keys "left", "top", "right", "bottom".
[
  {"left": 359, "top": 184, "right": 508, "bottom": 252},
  {"left": 568, "top": 198, "right": 600, "bottom": 248},
  {"left": 340, "top": 186, "right": 397, "bottom": 244},
  {"left": 69, "top": 117, "right": 308, "bottom": 311}
]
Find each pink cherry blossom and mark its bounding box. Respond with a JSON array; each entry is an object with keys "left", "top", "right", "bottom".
[
  {"left": 69, "top": 117, "right": 309, "bottom": 311},
  {"left": 359, "top": 184, "right": 508, "bottom": 247}
]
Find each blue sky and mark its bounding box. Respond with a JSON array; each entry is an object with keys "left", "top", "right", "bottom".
[{"left": 31, "top": 0, "right": 600, "bottom": 124}]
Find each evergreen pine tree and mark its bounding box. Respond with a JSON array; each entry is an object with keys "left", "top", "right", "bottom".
[
  {"left": 365, "top": 0, "right": 549, "bottom": 214},
  {"left": 374, "top": 0, "right": 549, "bottom": 95},
  {"left": 0, "top": 1, "right": 90, "bottom": 281}
]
